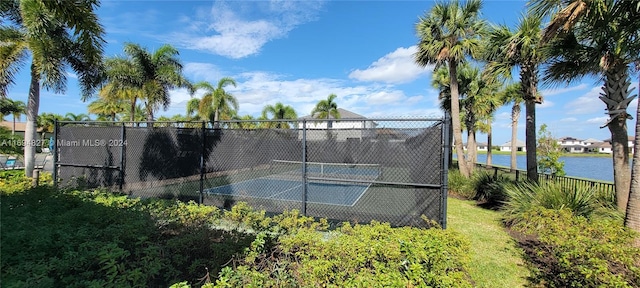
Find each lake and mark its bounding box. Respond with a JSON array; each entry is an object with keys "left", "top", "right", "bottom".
[{"left": 467, "top": 154, "right": 621, "bottom": 182}]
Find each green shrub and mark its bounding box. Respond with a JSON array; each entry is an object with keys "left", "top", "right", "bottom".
[
  {"left": 503, "top": 181, "right": 598, "bottom": 225},
  {"left": 471, "top": 171, "right": 510, "bottom": 206},
  {"left": 448, "top": 169, "right": 475, "bottom": 199},
  {"left": 212, "top": 221, "right": 473, "bottom": 287},
  {"left": 511, "top": 207, "right": 640, "bottom": 287},
  {"left": 0, "top": 170, "right": 53, "bottom": 194}
]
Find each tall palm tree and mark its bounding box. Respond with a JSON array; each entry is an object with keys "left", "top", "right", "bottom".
[
  {"left": 530, "top": 0, "right": 640, "bottom": 210},
  {"left": 471, "top": 72, "right": 502, "bottom": 167},
  {"left": 497, "top": 82, "right": 524, "bottom": 171},
  {"left": 311, "top": 93, "right": 340, "bottom": 128},
  {"left": 0, "top": 0, "right": 105, "bottom": 177},
  {"left": 193, "top": 78, "right": 238, "bottom": 128},
  {"left": 262, "top": 102, "right": 298, "bottom": 129},
  {"left": 100, "top": 43, "right": 191, "bottom": 125},
  {"left": 484, "top": 12, "right": 545, "bottom": 182},
  {"left": 415, "top": 0, "right": 487, "bottom": 178}
]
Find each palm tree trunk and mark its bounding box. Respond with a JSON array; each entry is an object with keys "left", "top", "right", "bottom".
[
  {"left": 510, "top": 103, "right": 520, "bottom": 171},
  {"left": 24, "top": 63, "right": 40, "bottom": 177},
  {"left": 521, "top": 64, "right": 538, "bottom": 182},
  {"left": 487, "top": 122, "right": 492, "bottom": 167},
  {"left": 604, "top": 68, "right": 632, "bottom": 211},
  {"left": 450, "top": 61, "right": 470, "bottom": 177},
  {"left": 625, "top": 77, "right": 640, "bottom": 246},
  {"left": 12, "top": 114, "right": 16, "bottom": 135},
  {"left": 213, "top": 109, "right": 220, "bottom": 129},
  {"left": 129, "top": 97, "right": 137, "bottom": 123},
  {"left": 467, "top": 129, "right": 477, "bottom": 173}
]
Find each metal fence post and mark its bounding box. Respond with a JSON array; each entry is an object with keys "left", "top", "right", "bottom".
[
  {"left": 53, "top": 120, "right": 58, "bottom": 189},
  {"left": 302, "top": 119, "right": 307, "bottom": 216},
  {"left": 119, "top": 123, "right": 125, "bottom": 191},
  {"left": 199, "top": 121, "right": 206, "bottom": 204},
  {"left": 441, "top": 113, "right": 451, "bottom": 229}
]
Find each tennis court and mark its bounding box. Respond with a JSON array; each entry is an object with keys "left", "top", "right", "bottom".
[{"left": 203, "top": 160, "right": 381, "bottom": 206}]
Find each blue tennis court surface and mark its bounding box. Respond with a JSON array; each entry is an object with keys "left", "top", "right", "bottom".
[{"left": 204, "top": 178, "right": 369, "bottom": 206}]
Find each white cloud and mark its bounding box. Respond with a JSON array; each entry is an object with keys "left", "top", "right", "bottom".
[
  {"left": 586, "top": 116, "right": 609, "bottom": 124},
  {"left": 560, "top": 117, "right": 577, "bottom": 122},
  {"left": 348, "top": 46, "right": 431, "bottom": 84},
  {"left": 160, "top": 69, "right": 439, "bottom": 119},
  {"left": 172, "top": 0, "right": 324, "bottom": 58},
  {"left": 564, "top": 86, "right": 606, "bottom": 115},
  {"left": 540, "top": 83, "right": 589, "bottom": 97},
  {"left": 184, "top": 63, "right": 225, "bottom": 84}
]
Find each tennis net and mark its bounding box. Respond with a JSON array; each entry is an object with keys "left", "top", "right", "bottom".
[{"left": 270, "top": 159, "right": 382, "bottom": 182}]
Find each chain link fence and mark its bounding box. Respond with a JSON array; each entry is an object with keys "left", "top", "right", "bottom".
[{"left": 54, "top": 117, "right": 450, "bottom": 227}]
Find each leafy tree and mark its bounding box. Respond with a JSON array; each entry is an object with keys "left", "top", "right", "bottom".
[
  {"left": 192, "top": 78, "right": 238, "bottom": 128},
  {"left": 415, "top": 0, "right": 487, "bottom": 178},
  {"left": 530, "top": 0, "right": 640, "bottom": 211},
  {"left": 0, "top": 0, "right": 105, "bottom": 177},
  {"left": 484, "top": 12, "right": 545, "bottom": 182},
  {"left": 536, "top": 124, "right": 565, "bottom": 176},
  {"left": 262, "top": 102, "right": 297, "bottom": 129},
  {"left": 311, "top": 93, "right": 340, "bottom": 128}
]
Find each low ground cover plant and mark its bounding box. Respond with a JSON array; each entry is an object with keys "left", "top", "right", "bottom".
[{"left": 510, "top": 207, "right": 640, "bottom": 287}]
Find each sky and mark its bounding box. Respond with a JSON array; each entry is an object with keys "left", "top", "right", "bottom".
[{"left": 4, "top": 0, "right": 639, "bottom": 145}]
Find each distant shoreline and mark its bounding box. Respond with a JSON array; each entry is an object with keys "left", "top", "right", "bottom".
[{"left": 475, "top": 150, "right": 613, "bottom": 158}]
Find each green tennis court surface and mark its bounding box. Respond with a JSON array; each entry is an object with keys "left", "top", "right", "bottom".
[{"left": 203, "top": 178, "right": 370, "bottom": 206}]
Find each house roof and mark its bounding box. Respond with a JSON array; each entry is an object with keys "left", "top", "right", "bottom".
[
  {"left": 559, "top": 136, "right": 582, "bottom": 141},
  {"left": 0, "top": 121, "right": 43, "bottom": 133},
  {"left": 583, "top": 138, "right": 602, "bottom": 143},
  {"left": 500, "top": 140, "right": 525, "bottom": 147},
  {"left": 298, "top": 108, "right": 367, "bottom": 120}
]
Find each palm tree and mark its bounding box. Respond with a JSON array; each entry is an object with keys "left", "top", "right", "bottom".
[
  {"left": 0, "top": 0, "right": 105, "bottom": 177},
  {"left": 484, "top": 12, "right": 545, "bottom": 182},
  {"left": 192, "top": 78, "right": 238, "bottom": 128},
  {"left": 64, "top": 112, "right": 91, "bottom": 122},
  {"left": 100, "top": 43, "right": 191, "bottom": 125},
  {"left": 88, "top": 98, "right": 126, "bottom": 121},
  {"left": 530, "top": 0, "right": 640, "bottom": 210},
  {"left": 0, "top": 98, "right": 25, "bottom": 134},
  {"left": 186, "top": 98, "right": 200, "bottom": 120},
  {"left": 311, "top": 93, "right": 340, "bottom": 128},
  {"left": 415, "top": 0, "right": 487, "bottom": 178},
  {"left": 98, "top": 57, "right": 142, "bottom": 122},
  {"left": 262, "top": 102, "right": 298, "bottom": 129},
  {"left": 497, "top": 83, "right": 524, "bottom": 171},
  {"left": 37, "top": 113, "right": 63, "bottom": 147},
  {"left": 471, "top": 72, "right": 502, "bottom": 167}
]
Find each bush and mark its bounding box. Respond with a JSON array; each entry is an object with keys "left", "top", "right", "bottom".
[
  {"left": 471, "top": 171, "right": 510, "bottom": 206},
  {"left": 212, "top": 221, "right": 473, "bottom": 287},
  {"left": 511, "top": 207, "right": 640, "bottom": 287},
  {"left": 503, "top": 181, "right": 598, "bottom": 225},
  {"left": 0, "top": 170, "right": 53, "bottom": 195},
  {"left": 448, "top": 169, "right": 475, "bottom": 199}
]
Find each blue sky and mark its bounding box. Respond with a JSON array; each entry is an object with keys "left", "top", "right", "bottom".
[{"left": 4, "top": 0, "right": 639, "bottom": 145}]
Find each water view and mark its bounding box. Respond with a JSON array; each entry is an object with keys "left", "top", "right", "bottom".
[{"left": 470, "top": 154, "right": 618, "bottom": 182}]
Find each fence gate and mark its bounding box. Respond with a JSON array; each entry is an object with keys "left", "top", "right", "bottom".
[{"left": 54, "top": 117, "right": 450, "bottom": 228}]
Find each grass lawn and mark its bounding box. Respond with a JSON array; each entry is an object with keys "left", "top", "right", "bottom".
[{"left": 447, "top": 197, "right": 529, "bottom": 287}]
